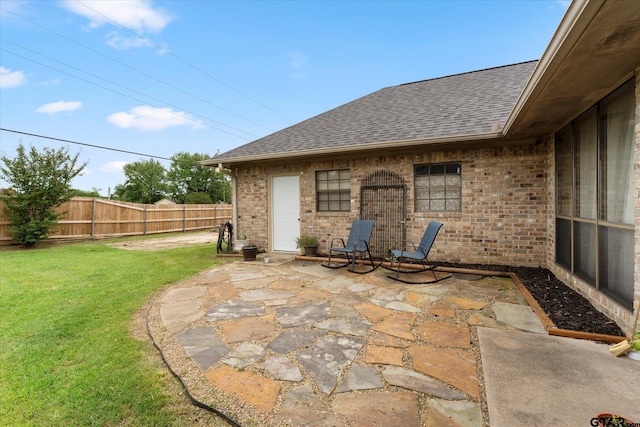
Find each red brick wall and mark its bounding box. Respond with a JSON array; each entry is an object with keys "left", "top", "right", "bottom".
[{"left": 233, "top": 138, "right": 549, "bottom": 268}]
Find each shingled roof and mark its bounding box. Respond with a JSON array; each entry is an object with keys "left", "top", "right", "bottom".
[{"left": 212, "top": 60, "right": 538, "bottom": 163}]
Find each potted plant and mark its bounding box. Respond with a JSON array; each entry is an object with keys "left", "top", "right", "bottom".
[
  {"left": 295, "top": 235, "right": 319, "bottom": 256},
  {"left": 241, "top": 239, "right": 257, "bottom": 261}
]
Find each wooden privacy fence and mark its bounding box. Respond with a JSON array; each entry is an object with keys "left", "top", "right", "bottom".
[{"left": 0, "top": 197, "right": 232, "bottom": 245}]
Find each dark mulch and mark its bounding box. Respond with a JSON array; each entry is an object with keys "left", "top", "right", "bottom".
[{"left": 439, "top": 262, "right": 624, "bottom": 337}]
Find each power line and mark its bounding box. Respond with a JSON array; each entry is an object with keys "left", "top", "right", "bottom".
[
  {"left": 75, "top": 0, "right": 294, "bottom": 122},
  {"left": 0, "top": 5, "right": 279, "bottom": 132},
  {"left": 1, "top": 47, "right": 256, "bottom": 141},
  {"left": 1, "top": 39, "right": 259, "bottom": 139},
  {"left": 0, "top": 128, "right": 173, "bottom": 161}
]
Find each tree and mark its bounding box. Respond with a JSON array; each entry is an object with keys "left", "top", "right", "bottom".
[
  {"left": 0, "top": 144, "right": 87, "bottom": 246},
  {"left": 71, "top": 187, "right": 102, "bottom": 198},
  {"left": 166, "top": 152, "right": 230, "bottom": 203},
  {"left": 184, "top": 192, "right": 212, "bottom": 204},
  {"left": 112, "top": 159, "right": 167, "bottom": 204}
]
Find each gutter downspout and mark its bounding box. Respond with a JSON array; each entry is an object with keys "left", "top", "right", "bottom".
[{"left": 217, "top": 163, "right": 238, "bottom": 242}]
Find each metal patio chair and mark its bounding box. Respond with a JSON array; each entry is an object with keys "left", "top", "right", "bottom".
[
  {"left": 386, "top": 221, "right": 451, "bottom": 284},
  {"left": 322, "top": 219, "right": 381, "bottom": 274}
]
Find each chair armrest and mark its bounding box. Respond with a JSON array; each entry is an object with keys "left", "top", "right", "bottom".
[
  {"left": 352, "top": 239, "right": 370, "bottom": 253},
  {"left": 399, "top": 241, "right": 417, "bottom": 253},
  {"left": 390, "top": 240, "right": 416, "bottom": 253},
  {"left": 391, "top": 241, "right": 419, "bottom": 259},
  {"left": 329, "top": 237, "right": 346, "bottom": 249}
]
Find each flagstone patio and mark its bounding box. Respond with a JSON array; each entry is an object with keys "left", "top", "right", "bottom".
[{"left": 148, "top": 257, "right": 547, "bottom": 427}]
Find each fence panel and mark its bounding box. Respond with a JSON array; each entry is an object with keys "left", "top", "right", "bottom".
[{"left": 0, "top": 197, "right": 232, "bottom": 245}]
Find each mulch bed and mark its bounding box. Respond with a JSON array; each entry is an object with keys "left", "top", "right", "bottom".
[{"left": 439, "top": 262, "right": 624, "bottom": 337}]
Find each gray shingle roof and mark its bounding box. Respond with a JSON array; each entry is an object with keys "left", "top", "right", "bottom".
[{"left": 213, "top": 60, "right": 537, "bottom": 162}]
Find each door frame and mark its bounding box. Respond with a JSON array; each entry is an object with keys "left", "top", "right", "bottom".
[{"left": 270, "top": 174, "right": 300, "bottom": 252}]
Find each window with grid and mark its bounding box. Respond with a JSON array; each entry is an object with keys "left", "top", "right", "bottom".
[
  {"left": 554, "top": 79, "right": 634, "bottom": 308},
  {"left": 414, "top": 163, "right": 461, "bottom": 212},
  {"left": 316, "top": 170, "right": 350, "bottom": 212}
]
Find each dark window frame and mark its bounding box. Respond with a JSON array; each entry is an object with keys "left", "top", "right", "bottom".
[
  {"left": 414, "top": 162, "right": 462, "bottom": 212},
  {"left": 554, "top": 79, "right": 635, "bottom": 309},
  {"left": 316, "top": 169, "right": 351, "bottom": 212}
]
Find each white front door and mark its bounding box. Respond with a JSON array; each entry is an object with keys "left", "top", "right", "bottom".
[{"left": 272, "top": 175, "right": 300, "bottom": 251}]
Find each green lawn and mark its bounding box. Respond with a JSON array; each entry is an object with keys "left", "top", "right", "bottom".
[{"left": 0, "top": 239, "right": 229, "bottom": 426}]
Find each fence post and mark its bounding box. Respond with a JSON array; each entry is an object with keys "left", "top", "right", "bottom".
[
  {"left": 91, "top": 198, "right": 96, "bottom": 238},
  {"left": 183, "top": 205, "right": 186, "bottom": 232},
  {"left": 143, "top": 205, "right": 147, "bottom": 235}
]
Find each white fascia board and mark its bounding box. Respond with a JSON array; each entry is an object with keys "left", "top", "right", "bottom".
[
  {"left": 200, "top": 132, "right": 503, "bottom": 167},
  {"left": 501, "top": 0, "right": 604, "bottom": 135}
]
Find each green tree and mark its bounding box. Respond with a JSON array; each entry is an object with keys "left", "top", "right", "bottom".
[
  {"left": 166, "top": 152, "right": 230, "bottom": 203},
  {"left": 0, "top": 144, "right": 87, "bottom": 246},
  {"left": 113, "top": 159, "right": 167, "bottom": 204},
  {"left": 71, "top": 187, "right": 102, "bottom": 198},
  {"left": 184, "top": 191, "right": 212, "bottom": 204}
]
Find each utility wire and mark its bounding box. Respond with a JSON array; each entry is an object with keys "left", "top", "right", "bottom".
[
  {"left": 1, "top": 47, "right": 254, "bottom": 141},
  {"left": 0, "top": 128, "right": 172, "bottom": 161},
  {"left": 75, "top": 0, "right": 294, "bottom": 122},
  {"left": 1, "top": 39, "right": 259, "bottom": 139},
  {"left": 0, "top": 5, "right": 278, "bottom": 132}
]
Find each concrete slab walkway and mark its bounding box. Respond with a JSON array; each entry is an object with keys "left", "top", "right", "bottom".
[
  {"left": 479, "top": 327, "right": 639, "bottom": 426},
  {"left": 147, "top": 256, "right": 637, "bottom": 426}
]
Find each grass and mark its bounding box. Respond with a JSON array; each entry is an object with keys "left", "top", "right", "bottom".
[{"left": 0, "top": 239, "right": 229, "bottom": 426}]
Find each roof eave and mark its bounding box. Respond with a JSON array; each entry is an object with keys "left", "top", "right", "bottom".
[
  {"left": 502, "top": 0, "right": 603, "bottom": 135},
  {"left": 201, "top": 132, "right": 503, "bottom": 167}
]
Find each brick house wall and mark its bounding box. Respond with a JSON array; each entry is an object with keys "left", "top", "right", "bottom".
[{"left": 233, "top": 137, "right": 549, "bottom": 269}]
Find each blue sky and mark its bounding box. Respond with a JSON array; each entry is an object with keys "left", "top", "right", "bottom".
[{"left": 0, "top": 0, "right": 569, "bottom": 196}]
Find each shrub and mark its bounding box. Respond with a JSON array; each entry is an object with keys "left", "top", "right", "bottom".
[
  {"left": 295, "top": 235, "right": 319, "bottom": 248},
  {"left": 184, "top": 192, "right": 213, "bottom": 204},
  {"left": 0, "top": 144, "right": 86, "bottom": 246}
]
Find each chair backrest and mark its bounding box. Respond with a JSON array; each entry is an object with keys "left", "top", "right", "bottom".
[
  {"left": 417, "top": 221, "right": 444, "bottom": 257},
  {"left": 345, "top": 220, "right": 375, "bottom": 252}
]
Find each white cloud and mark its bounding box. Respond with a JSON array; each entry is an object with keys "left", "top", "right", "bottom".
[
  {"left": 107, "top": 106, "right": 203, "bottom": 131},
  {"left": 35, "top": 100, "right": 83, "bottom": 114},
  {"left": 40, "top": 77, "right": 62, "bottom": 86},
  {"left": 105, "top": 32, "right": 154, "bottom": 50},
  {"left": 101, "top": 161, "right": 128, "bottom": 173},
  {"left": 0, "top": 66, "right": 27, "bottom": 88},
  {"left": 0, "top": 0, "right": 29, "bottom": 21},
  {"left": 62, "top": 0, "right": 173, "bottom": 33},
  {"left": 104, "top": 32, "right": 168, "bottom": 54},
  {"left": 62, "top": 0, "right": 173, "bottom": 51}
]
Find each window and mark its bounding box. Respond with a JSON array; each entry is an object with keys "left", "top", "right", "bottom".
[
  {"left": 316, "top": 170, "right": 350, "bottom": 212},
  {"left": 414, "top": 163, "right": 461, "bottom": 212},
  {"left": 554, "top": 79, "right": 635, "bottom": 308},
  {"left": 600, "top": 82, "right": 635, "bottom": 225},
  {"left": 574, "top": 107, "right": 597, "bottom": 219}
]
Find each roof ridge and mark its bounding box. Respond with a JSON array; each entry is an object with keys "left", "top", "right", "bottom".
[{"left": 398, "top": 59, "right": 539, "bottom": 87}]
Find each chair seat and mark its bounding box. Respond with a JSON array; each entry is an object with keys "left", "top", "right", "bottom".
[
  {"left": 331, "top": 247, "right": 352, "bottom": 253},
  {"left": 321, "top": 220, "right": 381, "bottom": 273},
  {"left": 386, "top": 221, "right": 451, "bottom": 284},
  {"left": 390, "top": 249, "right": 425, "bottom": 260}
]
